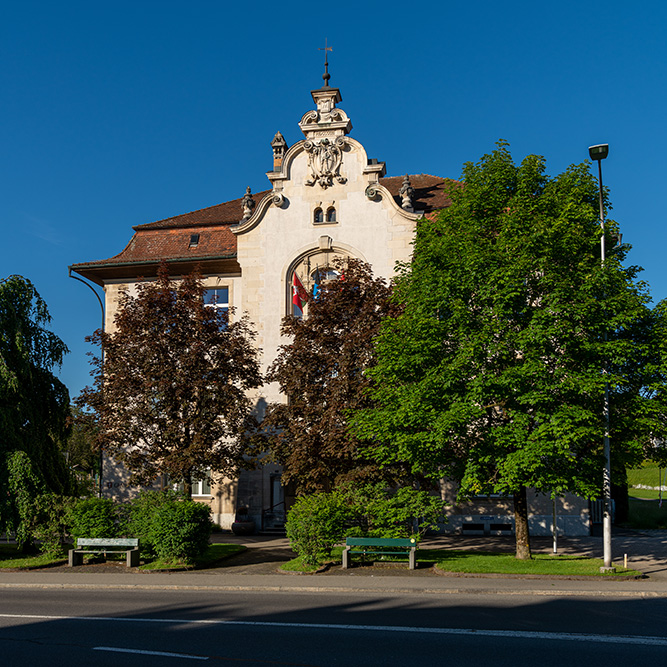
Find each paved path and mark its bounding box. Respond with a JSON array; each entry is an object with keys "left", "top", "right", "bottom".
[{"left": 1, "top": 529, "right": 666, "bottom": 597}]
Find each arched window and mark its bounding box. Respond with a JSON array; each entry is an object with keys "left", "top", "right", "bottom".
[
  {"left": 289, "top": 251, "right": 350, "bottom": 317},
  {"left": 313, "top": 208, "right": 323, "bottom": 223},
  {"left": 325, "top": 207, "right": 336, "bottom": 223}
]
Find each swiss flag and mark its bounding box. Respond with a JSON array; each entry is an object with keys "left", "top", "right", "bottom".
[{"left": 292, "top": 272, "right": 308, "bottom": 310}]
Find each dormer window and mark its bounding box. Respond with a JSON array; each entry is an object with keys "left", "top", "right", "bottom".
[
  {"left": 189, "top": 233, "right": 200, "bottom": 248},
  {"left": 313, "top": 208, "right": 324, "bottom": 224},
  {"left": 326, "top": 207, "right": 336, "bottom": 223}
]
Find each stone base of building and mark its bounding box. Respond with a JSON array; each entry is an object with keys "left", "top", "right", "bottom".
[{"left": 437, "top": 513, "right": 590, "bottom": 537}]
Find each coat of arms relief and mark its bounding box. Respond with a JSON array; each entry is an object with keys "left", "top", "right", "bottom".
[{"left": 304, "top": 136, "right": 347, "bottom": 189}]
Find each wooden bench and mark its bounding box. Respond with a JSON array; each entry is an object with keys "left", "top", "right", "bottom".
[
  {"left": 342, "top": 537, "right": 418, "bottom": 570},
  {"left": 68, "top": 538, "right": 140, "bottom": 568}
]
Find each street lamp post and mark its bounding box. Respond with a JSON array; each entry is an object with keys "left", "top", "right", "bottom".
[
  {"left": 68, "top": 268, "right": 105, "bottom": 498},
  {"left": 588, "top": 143, "right": 614, "bottom": 572}
]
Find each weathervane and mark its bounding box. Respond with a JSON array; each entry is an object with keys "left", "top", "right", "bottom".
[{"left": 318, "top": 38, "right": 332, "bottom": 86}]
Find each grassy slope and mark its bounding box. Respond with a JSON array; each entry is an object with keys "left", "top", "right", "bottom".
[{"left": 627, "top": 464, "right": 666, "bottom": 490}]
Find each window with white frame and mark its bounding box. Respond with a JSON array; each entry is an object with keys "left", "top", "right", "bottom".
[
  {"left": 171, "top": 472, "right": 212, "bottom": 496},
  {"left": 204, "top": 287, "right": 229, "bottom": 325},
  {"left": 192, "top": 474, "right": 212, "bottom": 496}
]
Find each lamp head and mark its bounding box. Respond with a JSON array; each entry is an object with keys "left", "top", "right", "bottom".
[{"left": 589, "top": 144, "right": 609, "bottom": 161}]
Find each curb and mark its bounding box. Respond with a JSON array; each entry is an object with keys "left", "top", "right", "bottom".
[{"left": 0, "top": 581, "right": 664, "bottom": 598}]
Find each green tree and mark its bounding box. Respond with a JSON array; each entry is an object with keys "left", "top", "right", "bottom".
[
  {"left": 262, "top": 258, "right": 398, "bottom": 494},
  {"left": 61, "top": 404, "right": 100, "bottom": 489},
  {"left": 353, "top": 143, "right": 653, "bottom": 559},
  {"left": 0, "top": 275, "right": 73, "bottom": 546},
  {"left": 638, "top": 300, "right": 667, "bottom": 467},
  {"left": 79, "top": 264, "right": 262, "bottom": 497}
]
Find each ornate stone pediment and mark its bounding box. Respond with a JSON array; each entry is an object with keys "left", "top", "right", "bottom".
[
  {"left": 300, "top": 106, "right": 350, "bottom": 127},
  {"left": 304, "top": 136, "right": 347, "bottom": 189},
  {"left": 298, "top": 85, "right": 352, "bottom": 139}
]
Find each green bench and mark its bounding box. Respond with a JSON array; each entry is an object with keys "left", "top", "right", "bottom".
[
  {"left": 68, "top": 538, "right": 140, "bottom": 568},
  {"left": 342, "top": 537, "right": 418, "bottom": 570}
]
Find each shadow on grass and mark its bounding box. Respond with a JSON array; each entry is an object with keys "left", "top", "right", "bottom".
[{"left": 623, "top": 497, "right": 667, "bottom": 529}]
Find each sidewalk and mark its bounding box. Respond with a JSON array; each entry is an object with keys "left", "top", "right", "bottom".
[{"left": 1, "top": 530, "right": 665, "bottom": 598}]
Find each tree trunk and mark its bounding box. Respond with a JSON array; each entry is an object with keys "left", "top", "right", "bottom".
[
  {"left": 183, "top": 470, "right": 193, "bottom": 498},
  {"left": 513, "top": 485, "right": 531, "bottom": 560}
]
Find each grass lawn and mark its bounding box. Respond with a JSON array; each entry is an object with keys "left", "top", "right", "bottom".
[
  {"left": 138, "top": 543, "right": 246, "bottom": 571},
  {"left": 279, "top": 555, "right": 324, "bottom": 572},
  {"left": 0, "top": 544, "right": 66, "bottom": 569},
  {"left": 427, "top": 550, "right": 641, "bottom": 576},
  {"left": 280, "top": 546, "right": 641, "bottom": 577},
  {"left": 623, "top": 497, "right": 667, "bottom": 529},
  {"left": 629, "top": 487, "right": 663, "bottom": 500},
  {"left": 0, "top": 542, "right": 246, "bottom": 571}
]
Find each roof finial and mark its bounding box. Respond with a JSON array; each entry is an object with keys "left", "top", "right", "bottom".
[{"left": 318, "top": 38, "right": 332, "bottom": 87}]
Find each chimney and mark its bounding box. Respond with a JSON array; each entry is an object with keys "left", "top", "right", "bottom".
[{"left": 271, "top": 131, "right": 288, "bottom": 171}]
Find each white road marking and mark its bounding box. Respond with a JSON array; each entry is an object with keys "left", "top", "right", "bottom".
[
  {"left": 1, "top": 613, "right": 667, "bottom": 647},
  {"left": 94, "top": 646, "right": 207, "bottom": 660}
]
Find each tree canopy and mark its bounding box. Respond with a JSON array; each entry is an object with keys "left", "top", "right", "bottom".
[
  {"left": 79, "top": 265, "right": 262, "bottom": 496},
  {"left": 0, "top": 275, "right": 73, "bottom": 543},
  {"left": 352, "top": 143, "right": 655, "bottom": 558},
  {"left": 262, "top": 258, "right": 398, "bottom": 494},
  {"left": 0, "top": 275, "right": 71, "bottom": 488}
]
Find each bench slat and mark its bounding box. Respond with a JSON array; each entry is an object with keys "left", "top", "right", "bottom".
[
  {"left": 76, "top": 538, "right": 139, "bottom": 548},
  {"left": 346, "top": 537, "right": 416, "bottom": 548}
]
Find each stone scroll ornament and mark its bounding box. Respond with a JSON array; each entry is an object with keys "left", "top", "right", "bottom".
[{"left": 304, "top": 136, "right": 347, "bottom": 188}]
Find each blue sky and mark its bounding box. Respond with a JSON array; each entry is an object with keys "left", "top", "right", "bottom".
[{"left": 2, "top": 1, "right": 666, "bottom": 399}]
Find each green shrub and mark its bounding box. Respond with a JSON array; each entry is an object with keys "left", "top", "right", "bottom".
[
  {"left": 350, "top": 484, "right": 446, "bottom": 538},
  {"left": 126, "top": 490, "right": 183, "bottom": 557},
  {"left": 150, "top": 499, "right": 212, "bottom": 563},
  {"left": 285, "top": 485, "right": 447, "bottom": 566},
  {"left": 68, "top": 497, "right": 118, "bottom": 539},
  {"left": 285, "top": 491, "right": 348, "bottom": 566}
]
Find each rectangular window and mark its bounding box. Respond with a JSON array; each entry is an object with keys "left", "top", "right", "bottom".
[
  {"left": 172, "top": 471, "right": 212, "bottom": 496},
  {"left": 204, "top": 287, "right": 229, "bottom": 324},
  {"left": 192, "top": 474, "right": 212, "bottom": 496}
]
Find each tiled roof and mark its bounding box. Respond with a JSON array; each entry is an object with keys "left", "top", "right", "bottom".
[
  {"left": 135, "top": 191, "right": 272, "bottom": 230},
  {"left": 77, "top": 226, "right": 237, "bottom": 268},
  {"left": 381, "top": 174, "right": 456, "bottom": 213},
  {"left": 136, "top": 176, "right": 454, "bottom": 230},
  {"left": 70, "top": 175, "right": 454, "bottom": 280}
]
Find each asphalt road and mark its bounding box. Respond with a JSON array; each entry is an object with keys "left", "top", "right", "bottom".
[{"left": 2, "top": 587, "right": 667, "bottom": 666}]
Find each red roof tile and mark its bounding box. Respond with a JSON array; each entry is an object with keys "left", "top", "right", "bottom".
[
  {"left": 71, "top": 175, "right": 454, "bottom": 278},
  {"left": 135, "top": 191, "right": 271, "bottom": 230},
  {"left": 381, "top": 174, "right": 456, "bottom": 213},
  {"left": 73, "top": 226, "right": 237, "bottom": 269}
]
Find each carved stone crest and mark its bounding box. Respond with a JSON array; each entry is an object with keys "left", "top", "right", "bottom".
[{"left": 304, "top": 136, "right": 347, "bottom": 188}]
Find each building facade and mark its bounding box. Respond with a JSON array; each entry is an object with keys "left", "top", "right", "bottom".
[{"left": 71, "top": 76, "right": 590, "bottom": 537}]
